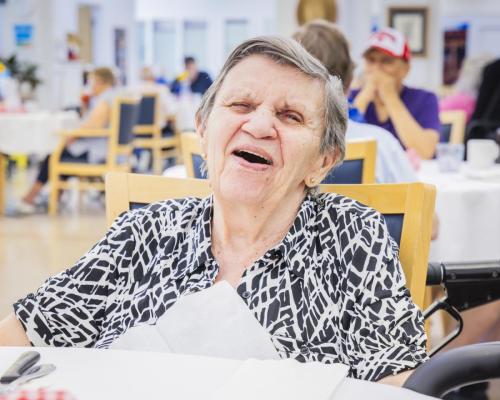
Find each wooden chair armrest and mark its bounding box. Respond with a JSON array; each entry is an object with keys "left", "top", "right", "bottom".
[{"left": 58, "top": 128, "right": 110, "bottom": 137}]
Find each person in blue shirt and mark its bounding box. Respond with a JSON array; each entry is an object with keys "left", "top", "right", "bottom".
[
  {"left": 171, "top": 57, "right": 213, "bottom": 96},
  {"left": 293, "top": 20, "right": 417, "bottom": 184}
]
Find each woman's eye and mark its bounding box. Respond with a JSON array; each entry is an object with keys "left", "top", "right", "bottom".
[
  {"left": 281, "top": 111, "right": 302, "bottom": 123},
  {"left": 230, "top": 103, "right": 251, "bottom": 111}
]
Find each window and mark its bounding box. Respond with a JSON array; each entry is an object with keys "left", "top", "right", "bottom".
[
  {"left": 153, "top": 20, "right": 176, "bottom": 77},
  {"left": 136, "top": 21, "right": 146, "bottom": 67},
  {"left": 225, "top": 19, "right": 248, "bottom": 56},
  {"left": 183, "top": 21, "right": 207, "bottom": 70}
]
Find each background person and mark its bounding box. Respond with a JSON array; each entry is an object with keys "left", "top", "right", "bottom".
[
  {"left": 171, "top": 56, "right": 213, "bottom": 96},
  {"left": 15, "top": 67, "right": 118, "bottom": 214},
  {"left": 350, "top": 27, "right": 440, "bottom": 159},
  {"left": 293, "top": 19, "right": 417, "bottom": 184}
]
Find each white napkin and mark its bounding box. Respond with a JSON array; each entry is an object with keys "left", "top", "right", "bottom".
[
  {"left": 210, "top": 358, "right": 349, "bottom": 400},
  {"left": 110, "top": 281, "right": 280, "bottom": 360}
]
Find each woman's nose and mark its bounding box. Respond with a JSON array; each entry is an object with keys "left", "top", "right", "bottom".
[{"left": 241, "top": 109, "right": 277, "bottom": 139}]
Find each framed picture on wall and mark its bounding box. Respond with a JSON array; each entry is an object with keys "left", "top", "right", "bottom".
[{"left": 388, "top": 7, "right": 428, "bottom": 57}]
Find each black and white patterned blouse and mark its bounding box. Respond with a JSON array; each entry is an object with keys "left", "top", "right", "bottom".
[{"left": 14, "top": 193, "right": 427, "bottom": 381}]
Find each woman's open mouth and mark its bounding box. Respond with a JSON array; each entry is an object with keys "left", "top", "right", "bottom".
[{"left": 233, "top": 150, "right": 273, "bottom": 165}]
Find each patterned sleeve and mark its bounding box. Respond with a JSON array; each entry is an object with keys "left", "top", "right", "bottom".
[
  {"left": 341, "top": 213, "right": 428, "bottom": 381},
  {"left": 13, "top": 211, "right": 137, "bottom": 347}
]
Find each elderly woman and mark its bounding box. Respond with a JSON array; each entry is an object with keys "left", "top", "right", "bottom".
[{"left": 0, "top": 37, "right": 426, "bottom": 385}]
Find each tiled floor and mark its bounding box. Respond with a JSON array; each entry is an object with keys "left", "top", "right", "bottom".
[{"left": 0, "top": 166, "right": 107, "bottom": 317}]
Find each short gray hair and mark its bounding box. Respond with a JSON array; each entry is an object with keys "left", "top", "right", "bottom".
[{"left": 196, "top": 35, "right": 347, "bottom": 163}]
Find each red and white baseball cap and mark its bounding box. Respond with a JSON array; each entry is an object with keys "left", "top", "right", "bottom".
[{"left": 364, "top": 27, "right": 411, "bottom": 62}]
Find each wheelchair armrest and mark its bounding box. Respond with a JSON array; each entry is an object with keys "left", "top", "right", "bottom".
[{"left": 403, "top": 342, "right": 500, "bottom": 397}]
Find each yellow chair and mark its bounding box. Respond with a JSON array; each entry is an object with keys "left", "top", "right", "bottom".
[
  {"left": 320, "top": 183, "right": 436, "bottom": 309},
  {"left": 179, "top": 135, "right": 377, "bottom": 184},
  {"left": 49, "top": 97, "right": 139, "bottom": 215},
  {"left": 133, "top": 93, "right": 180, "bottom": 175},
  {"left": 105, "top": 172, "right": 435, "bottom": 309},
  {"left": 439, "top": 110, "right": 467, "bottom": 144},
  {"left": 322, "top": 139, "right": 377, "bottom": 184},
  {"left": 180, "top": 131, "right": 204, "bottom": 178},
  {"left": 105, "top": 171, "right": 210, "bottom": 224}
]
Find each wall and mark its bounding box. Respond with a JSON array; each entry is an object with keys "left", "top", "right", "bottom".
[
  {"left": 135, "top": 0, "right": 277, "bottom": 78},
  {"left": 337, "top": 0, "right": 500, "bottom": 90},
  {"left": 0, "top": 0, "right": 136, "bottom": 109}
]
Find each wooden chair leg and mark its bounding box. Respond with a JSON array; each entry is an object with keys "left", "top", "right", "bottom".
[
  {"left": 153, "top": 147, "right": 163, "bottom": 175},
  {"left": 48, "top": 181, "right": 59, "bottom": 216}
]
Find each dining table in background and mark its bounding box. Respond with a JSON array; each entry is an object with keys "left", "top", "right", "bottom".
[
  {"left": 418, "top": 160, "right": 500, "bottom": 263},
  {"left": 0, "top": 110, "right": 79, "bottom": 214},
  {"left": 0, "top": 111, "right": 79, "bottom": 156}
]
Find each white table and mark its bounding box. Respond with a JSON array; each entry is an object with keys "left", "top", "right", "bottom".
[
  {"left": 0, "top": 347, "right": 437, "bottom": 399},
  {"left": 0, "top": 111, "right": 79, "bottom": 156},
  {"left": 418, "top": 160, "right": 500, "bottom": 263}
]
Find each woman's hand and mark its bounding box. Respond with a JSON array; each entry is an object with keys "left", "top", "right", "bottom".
[{"left": 0, "top": 313, "right": 31, "bottom": 347}]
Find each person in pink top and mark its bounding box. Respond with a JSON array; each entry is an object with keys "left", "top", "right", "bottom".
[{"left": 439, "top": 55, "right": 493, "bottom": 121}]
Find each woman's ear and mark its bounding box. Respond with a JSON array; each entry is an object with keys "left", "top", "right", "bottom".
[
  {"left": 305, "top": 149, "right": 339, "bottom": 186},
  {"left": 317, "top": 149, "right": 339, "bottom": 182}
]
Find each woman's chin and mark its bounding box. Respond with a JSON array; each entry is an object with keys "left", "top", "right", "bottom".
[{"left": 216, "top": 178, "right": 272, "bottom": 205}]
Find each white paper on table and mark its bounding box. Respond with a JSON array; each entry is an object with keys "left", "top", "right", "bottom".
[
  {"left": 210, "top": 358, "right": 349, "bottom": 400},
  {"left": 110, "top": 281, "right": 280, "bottom": 360}
]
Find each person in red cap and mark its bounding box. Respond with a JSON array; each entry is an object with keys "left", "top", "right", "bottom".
[{"left": 350, "top": 27, "right": 440, "bottom": 159}]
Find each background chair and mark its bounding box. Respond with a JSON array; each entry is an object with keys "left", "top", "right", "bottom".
[
  {"left": 105, "top": 172, "right": 435, "bottom": 309},
  {"left": 133, "top": 93, "right": 180, "bottom": 174},
  {"left": 105, "top": 172, "right": 210, "bottom": 224},
  {"left": 180, "top": 131, "right": 206, "bottom": 178},
  {"left": 49, "top": 97, "right": 139, "bottom": 215},
  {"left": 320, "top": 183, "right": 436, "bottom": 309},
  {"left": 439, "top": 110, "right": 467, "bottom": 144},
  {"left": 322, "top": 139, "right": 377, "bottom": 184}
]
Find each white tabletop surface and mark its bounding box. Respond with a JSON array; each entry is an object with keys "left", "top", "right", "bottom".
[
  {"left": 418, "top": 160, "right": 500, "bottom": 263},
  {"left": 0, "top": 347, "right": 437, "bottom": 399},
  {"left": 0, "top": 111, "right": 79, "bottom": 156}
]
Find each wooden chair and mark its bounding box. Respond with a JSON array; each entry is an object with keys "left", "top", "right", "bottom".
[
  {"left": 322, "top": 139, "right": 377, "bottom": 184},
  {"left": 134, "top": 93, "right": 180, "bottom": 174},
  {"left": 180, "top": 135, "right": 377, "bottom": 184},
  {"left": 105, "top": 172, "right": 435, "bottom": 309},
  {"left": 320, "top": 183, "right": 436, "bottom": 309},
  {"left": 49, "top": 97, "right": 139, "bottom": 215},
  {"left": 439, "top": 110, "right": 467, "bottom": 144},
  {"left": 105, "top": 172, "right": 210, "bottom": 224},
  {"left": 180, "top": 131, "right": 205, "bottom": 178}
]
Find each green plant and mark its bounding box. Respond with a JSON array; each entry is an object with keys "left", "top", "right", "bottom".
[{"left": 0, "top": 54, "right": 42, "bottom": 89}]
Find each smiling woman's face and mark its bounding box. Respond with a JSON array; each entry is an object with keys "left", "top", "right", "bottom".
[{"left": 198, "top": 55, "right": 334, "bottom": 206}]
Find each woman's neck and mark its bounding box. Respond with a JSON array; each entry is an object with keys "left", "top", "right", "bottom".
[{"left": 211, "top": 190, "right": 306, "bottom": 253}]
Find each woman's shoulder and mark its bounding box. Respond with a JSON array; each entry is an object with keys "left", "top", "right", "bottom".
[
  {"left": 109, "top": 196, "right": 209, "bottom": 233},
  {"left": 315, "top": 191, "right": 387, "bottom": 232}
]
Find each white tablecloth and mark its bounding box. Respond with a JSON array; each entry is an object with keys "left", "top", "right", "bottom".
[
  {"left": 0, "top": 111, "right": 79, "bottom": 156},
  {"left": 418, "top": 160, "right": 500, "bottom": 263},
  {"left": 0, "top": 347, "right": 437, "bottom": 399}
]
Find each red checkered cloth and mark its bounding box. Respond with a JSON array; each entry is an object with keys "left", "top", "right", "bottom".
[{"left": 0, "top": 388, "right": 77, "bottom": 400}]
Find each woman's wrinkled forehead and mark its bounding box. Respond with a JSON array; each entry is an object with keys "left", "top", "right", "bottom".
[{"left": 216, "top": 55, "right": 325, "bottom": 117}]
